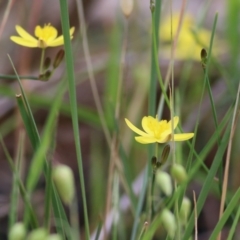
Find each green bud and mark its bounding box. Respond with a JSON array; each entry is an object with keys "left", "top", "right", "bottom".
[
  {"left": 201, "top": 48, "right": 208, "bottom": 69},
  {"left": 160, "top": 144, "right": 170, "bottom": 165},
  {"left": 161, "top": 209, "right": 176, "bottom": 239},
  {"left": 39, "top": 70, "right": 52, "bottom": 81},
  {"left": 151, "top": 156, "right": 157, "bottom": 173},
  {"left": 201, "top": 48, "right": 207, "bottom": 61},
  {"left": 8, "top": 222, "right": 26, "bottom": 240},
  {"left": 170, "top": 164, "right": 187, "bottom": 184},
  {"left": 46, "top": 234, "right": 63, "bottom": 240},
  {"left": 53, "top": 49, "right": 65, "bottom": 69},
  {"left": 43, "top": 57, "right": 51, "bottom": 71},
  {"left": 27, "top": 228, "right": 48, "bottom": 240},
  {"left": 53, "top": 164, "right": 75, "bottom": 204},
  {"left": 156, "top": 171, "right": 172, "bottom": 196},
  {"left": 180, "top": 197, "right": 191, "bottom": 223}
]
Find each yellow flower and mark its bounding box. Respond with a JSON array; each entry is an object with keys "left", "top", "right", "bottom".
[
  {"left": 125, "top": 116, "right": 194, "bottom": 144},
  {"left": 160, "top": 13, "right": 222, "bottom": 60},
  {"left": 10, "top": 24, "right": 75, "bottom": 49}
]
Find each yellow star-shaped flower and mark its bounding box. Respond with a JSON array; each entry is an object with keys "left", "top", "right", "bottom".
[
  {"left": 10, "top": 24, "right": 75, "bottom": 49},
  {"left": 160, "top": 13, "right": 221, "bottom": 60},
  {"left": 125, "top": 116, "right": 194, "bottom": 144}
]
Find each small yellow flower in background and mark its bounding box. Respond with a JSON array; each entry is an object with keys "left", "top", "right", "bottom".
[
  {"left": 125, "top": 116, "right": 194, "bottom": 144},
  {"left": 160, "top": 13, "right": 222, "bottom": 60},
  {"left": 10, "top": 24, "right": 75, "bottom": 49}
]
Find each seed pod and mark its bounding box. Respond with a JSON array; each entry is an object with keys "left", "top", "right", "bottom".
[
  {"left": 27, "top": 228, "right": 48, "bottom": 240},
  {"left": 161, "top": 209, "right": 176, "bottom": 239},
  {"left": 8, "top": 222, "right": 26, "bottom": 240},
  {"left": 156, "top": 171, "right": 172, "bottom": 196},
  {"left": 46, "top": 234, "right": 63, "bottom": 240},
  {"left": 170, "top": 163, "right": 188, "bottom": 184},
  {"left": 180, "top": 197, "right": 191, "bottom": 223},
  {"left": 53, "top": 164, "right": 75, "bottom": 205}
]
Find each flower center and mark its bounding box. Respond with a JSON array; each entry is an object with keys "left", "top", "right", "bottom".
[
  {"left": 147, "top": 118, "right": 168, "bottom": 138},
  {"left": 35, "top": 24, "right": 57, "bottom": 48}
]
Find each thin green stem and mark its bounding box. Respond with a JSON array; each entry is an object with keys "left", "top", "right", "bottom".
[
  {"left": 131, "top": 2, "right": 161, "bottom": 239},
  {"left": 204, "top": 73, "right": 220, "bottom": 145},
  {"left": 0, "top": 74, "right": 39, "bottom": 80},
  {"left": 151, "top": 11, "right": 170, "bottom": 110}
]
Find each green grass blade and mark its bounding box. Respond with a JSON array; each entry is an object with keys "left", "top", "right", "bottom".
[
  {"left": 183, "top": 121, "right": 232, "bottom": 240},
  {"left": 209, "top": 187, "right": 240, "bottom": 240},
  {"left": 8, "top": 132, "right": 24, "bottom": 229},
  {"left": 131, "top": 1, "right": 162, "bottom": 239},
  {"left": 16, "top": 95, "right": 38, "bottom": 150},
  {"left": 44, "top": 160, "right": 52, "bottom": 230},
  {"left": 59, "top": 0, "right": 90, "bottom": 238},
  {"left": 25, "top": 82, "right": 63, "bottom": 192},
  {"left": 203, "top": 14, "right": 220, "bottom": 146},
  {"left": 9, "top": 53, "right": 71, "bottom": 234},
  {"left": 227, "top": 198, "right": 240, "bottom": 240},
  {"left": 0, "top": 134, "right": 39, "bottom": 228},
  {"left": 52, "top": 185, "right": 72, "bottom": 240}
]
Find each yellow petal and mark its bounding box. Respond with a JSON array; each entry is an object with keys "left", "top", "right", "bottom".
[
  {"left": 135, "top": 136, "right": 157, "bottom": 144},
  {"left": 70, "top": 26, "right": 75, "bottom": 36},
  {"left": 10, "top": 36, "right": 38, "bottom": 47},
  {"left": 167, "top": 116, "right": 179, "bottom": 130},
  {"left": 48, "top": 36, "right": 64, "bottom": 47},
  {"left": 156, "top": 135, "right": 172, "bottom": 143},
  {"left": 47, "top": 26, "right": 58, "bottom": 41},
  {"left": 35, "top": 25, "right": 42, "bottom": 38},
  {"left": 49, "top": 27, "right": 75, "bottom": 47},
  {"left": 125, "top": 118, "right": 149, "bottom": 137},
  {"left": 172, "top": 133, "right": 194, "bottom": 141},
  {"left": 160, "top": 116, "right": 179, "bottom": 139},
  {"left": 141, "top": 116, "right": 155, "bottom": 135},
  {"left": 15, "top": 25, "right": 37, "bottom": 42}
]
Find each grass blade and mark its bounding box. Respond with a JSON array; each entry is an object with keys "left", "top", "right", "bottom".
[{"left": 59, "top": 0, "right": 90, "bottom": 238}]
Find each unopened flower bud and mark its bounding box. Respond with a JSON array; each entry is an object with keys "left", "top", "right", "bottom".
[
  {"left": 46, "top": 234, "right": 63, "bottom": 240},
  {"left": 171, "top": 164, "right": 188, "bottom": 184},
  {"left": 120, "top": 0, "right": 133, "bottom": 18},
  {"left": 53, "top": 49, "right": 65, "bottom": 69},
  {"left": 151, "top": 156, "right": 158, "bottom": 173},
  {"left": 39, "top": 70, "right": 52, "bottom": 81},
  {"left": 160, "top": 144, "right": 170, "bottom": 165},
  {"left": 156, "top": 171, "right": 172, "bottom": 196},
  {"left": 180, "top": 197, "right": 191, "bottom": 223},
  {"left": 8, "top": 222, "right": 26, "bottom": 240},
  {"left": 201, "top": 48, "right": 207, "bottom": 61},
  {"left": 161, "top": 209, "right": 176, "bottom": 239},
  {"left": 53, "top": 164, "right": 75, "bottom": 205},
  {"left": 201, "top": 48, "right": 208, "bottom": 69},
  {"left": 27, "top": 228, "right": 48, "bottom": 240},
  {"left": 43, "top": 57, "right": 51, "bottom": 70}
]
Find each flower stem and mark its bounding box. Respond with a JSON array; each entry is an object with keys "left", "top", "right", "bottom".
[{"left": 0, "top": 74, "right": 39, "bottom": 80}]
